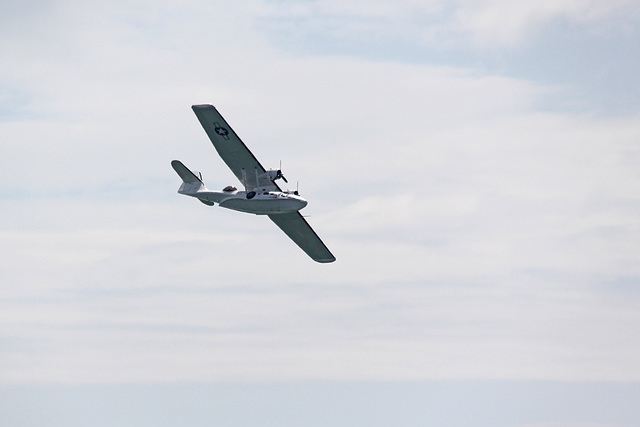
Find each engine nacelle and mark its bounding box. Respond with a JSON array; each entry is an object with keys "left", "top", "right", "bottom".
[{"left": 261, "top": 169, "right": 288, "bottom": 183}]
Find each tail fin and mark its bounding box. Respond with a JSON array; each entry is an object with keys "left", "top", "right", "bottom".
[
  {"left": 171, "top": 160, "right": 202, "bottom": 184},
  {"left": 171, "top": 160, "right": 208, "bottom": 197}
]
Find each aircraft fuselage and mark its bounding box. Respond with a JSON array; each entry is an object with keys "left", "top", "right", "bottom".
[
  {"left": 218, "top": 191, "right": 307, "bottom": 215},
  {"left": 179, "top": 184, "right": 308, "bottom": 215}
]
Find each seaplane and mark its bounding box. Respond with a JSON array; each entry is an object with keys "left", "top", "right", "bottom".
[{"left": 171, "top": 104, "right": 335, "bottom": 263}]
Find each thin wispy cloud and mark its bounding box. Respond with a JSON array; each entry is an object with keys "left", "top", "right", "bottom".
[
  {"left": 262, "top": 0, "right": 640, "bottom": 45},
  {"left": 1, "top": 0, "right": 639, "bottom": 425}
]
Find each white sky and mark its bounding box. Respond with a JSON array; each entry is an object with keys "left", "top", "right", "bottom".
[{"left": 1, "top": 0, "right": 640, "bottom": 425}]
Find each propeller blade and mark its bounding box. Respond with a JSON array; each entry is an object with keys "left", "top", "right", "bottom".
[
  {"left": 276, "top": 169, "right": 288, "bottom": 183},
  {"left": 278, "top": 160, "right": 288, "bottom": 183}
]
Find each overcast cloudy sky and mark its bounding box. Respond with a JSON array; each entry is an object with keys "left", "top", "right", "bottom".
[{"left": 1, "top": 0, "right": 640, "bottom": 426}]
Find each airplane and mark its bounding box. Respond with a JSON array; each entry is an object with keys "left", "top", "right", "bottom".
[{"left": 171, "top": 104, "right": 336, "bottom": 263}]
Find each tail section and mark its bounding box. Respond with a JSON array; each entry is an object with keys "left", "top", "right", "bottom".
[
  {"left": 171, "top": 159, "right": 207, "bottom": 196},
  {"left": 172, "top": 160, "right": 203, "bottom": 184},
  {"left": 171, "top": 160, "right": 228, "bottom": 206}
]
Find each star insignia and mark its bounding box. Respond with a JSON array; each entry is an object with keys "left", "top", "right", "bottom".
[{"left": 214, "top": 123, "right": 230, "bottom": 140}]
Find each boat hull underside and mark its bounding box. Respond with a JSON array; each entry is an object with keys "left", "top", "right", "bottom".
[{"left": 219, "top": 196, "right": 306, "bottom": 215}]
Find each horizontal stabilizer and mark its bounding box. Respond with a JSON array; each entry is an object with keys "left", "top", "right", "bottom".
[{"left": 171, "top": 160, "right": 202, "bottom": 183}]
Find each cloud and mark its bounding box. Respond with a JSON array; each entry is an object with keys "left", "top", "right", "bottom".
[
  {"left": 1, "top": 0, "right": 639, "bottom": 384},
  {"left": 261, "top": 0, "right": 640, "bottom": 49},
  {"left": 451, "top": 0, "right": 640, "bottom": 46},
  {"left": 258, "top": 0, "right": 640, "bottom": 113}
]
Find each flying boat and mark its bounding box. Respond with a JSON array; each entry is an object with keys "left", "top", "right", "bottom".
[{"left": 171, "top": 104, "right": 336, "bottom": 263}]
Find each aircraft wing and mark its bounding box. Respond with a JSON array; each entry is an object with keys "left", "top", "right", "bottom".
[
  {"left": 192, "top": 104, "right": 281, "bottom": 192},
  {"left": 268, "top": 213, "right": 336, "bottom": 263}
]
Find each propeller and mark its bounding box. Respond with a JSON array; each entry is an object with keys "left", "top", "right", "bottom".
[
  {"left": 278, "top": 171, "right": 288, "bottom": 183},
  {"left": 276, "top": 160, "right": 288, "bottom": 183}
]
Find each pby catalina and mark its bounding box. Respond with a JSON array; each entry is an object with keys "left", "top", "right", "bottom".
[{"left": 171, "top": 104, "right": 335, "bottom": 263}]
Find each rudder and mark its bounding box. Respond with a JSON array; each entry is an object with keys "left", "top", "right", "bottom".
[{"left": 171, "top": 160, "right": 202, "bottom": 184}]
